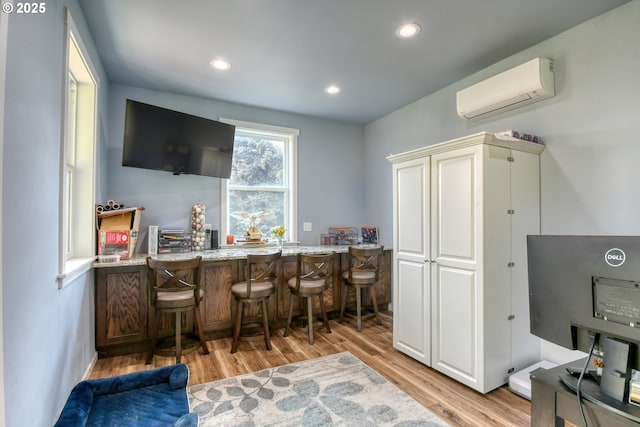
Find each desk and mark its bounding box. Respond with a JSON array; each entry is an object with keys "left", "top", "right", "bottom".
[{"left": 531, "top": 360, "right": 640, "bottom": 426}]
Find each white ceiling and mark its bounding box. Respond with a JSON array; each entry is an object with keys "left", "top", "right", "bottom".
[{"left": 79, "top": 0, "right": 631, "bottom": 124}]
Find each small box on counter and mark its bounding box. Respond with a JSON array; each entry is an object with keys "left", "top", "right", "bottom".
[
  {"left": 327, "top": 226, "right": 359, "bottom": 245},
  {"left": 98, "top": 230, "right": 130, "bottom": 259},
  {"left": 321, "top": 234, "right": 334, "bottom": 245},
  {"left": 96, "top": 206, "right": 143, "bottom": 259}
]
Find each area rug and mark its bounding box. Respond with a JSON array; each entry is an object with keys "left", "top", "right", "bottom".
[{"left": 188, "top": 351, "right": 449, "bottom": 426}]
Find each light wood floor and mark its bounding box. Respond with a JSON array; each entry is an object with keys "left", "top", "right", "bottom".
[{"left": 89, "top": 314, "right": 532, "bottom": 426}]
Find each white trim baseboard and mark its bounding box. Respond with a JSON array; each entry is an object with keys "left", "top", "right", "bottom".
[{"left": 82, "top": 352, "right": 98, "bottom": 381}]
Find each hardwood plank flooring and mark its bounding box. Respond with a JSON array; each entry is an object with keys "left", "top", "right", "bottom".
[{"left": 89, "top": 313, "right": 532, "bottom": 426}]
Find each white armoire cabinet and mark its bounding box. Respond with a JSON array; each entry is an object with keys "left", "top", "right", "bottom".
[{"left": 388, "top": 132, "right": 545, "bottom": 393}]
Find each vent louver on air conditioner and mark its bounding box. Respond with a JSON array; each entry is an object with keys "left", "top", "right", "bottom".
[{"left": 456, "top": 57, "right": 555, "bottom": 120}]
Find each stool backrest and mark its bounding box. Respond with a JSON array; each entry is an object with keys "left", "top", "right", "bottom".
[
  {"left": 291, "top": 252, "right": 335, "bottom": 293},
  {"left": 146, "top": 256, "right": 203, "bottom": 306},
  {"left": 242, "top": 251, "right": 282, "bottom": 298},
  {"left": 346, "top": 246, "right": 384, "bottom": 283}
]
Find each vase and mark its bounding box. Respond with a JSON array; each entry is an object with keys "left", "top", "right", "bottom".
[{"left": 277, "top": 238, "right": 284, "bottom": 248}]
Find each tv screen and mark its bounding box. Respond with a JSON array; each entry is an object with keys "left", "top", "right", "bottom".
[
  {"left": 122, "top": 99, "right": 236, "bottom": 178},
  {"left": 527, "top": 235, "right": 640, "bottom": 369}
]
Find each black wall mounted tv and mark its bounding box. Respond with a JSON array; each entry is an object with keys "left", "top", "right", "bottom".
[{"left": 122, "top": 99, "right": 236, "bottom": 178}]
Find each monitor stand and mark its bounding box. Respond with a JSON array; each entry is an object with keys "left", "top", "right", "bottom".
[
  {"left": 600, "top": 337, "right": 635, "bottom": 401},
  {"left": 560, "top": 373, "right": 640, "bottom": 423}
]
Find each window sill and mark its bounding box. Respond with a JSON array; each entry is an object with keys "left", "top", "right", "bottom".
[{"left": 57, "top": 256, "right": 95, "bottom": 289}]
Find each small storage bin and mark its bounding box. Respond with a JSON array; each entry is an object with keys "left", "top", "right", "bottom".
[{"left": 508, "top": 360, "right": 557, "bottom": 399}]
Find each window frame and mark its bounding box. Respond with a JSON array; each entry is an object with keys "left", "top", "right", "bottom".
[
  {"left": 63, "top": 72, "right": 77, "bottom": 258},
  {"left": 57, "top": 9, "right": 99, "bottom": 288},
  {"left": 220, "top": 118, "right": 299, "bottom": 243}
]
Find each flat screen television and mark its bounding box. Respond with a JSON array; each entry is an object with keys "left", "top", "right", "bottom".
[
  {"left": 122, "top": 99, "right": 236, "bottom": 178},
  {"left": 527, "top": 235, "right": 640, "bottom": 369}
]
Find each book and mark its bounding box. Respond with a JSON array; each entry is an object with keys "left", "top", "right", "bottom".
[{"left": 148, "top": 225, "right": 158, "bottom": 256}]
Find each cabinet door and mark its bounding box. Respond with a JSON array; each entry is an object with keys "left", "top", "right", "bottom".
[
  {"left": 369, "top": 250, "right": 392, "bottom": 307},
  {"left": 95, "top": 265, "right": 148, "bottom": 352},
  {"left": 392, "top": 157, "right": 431, "bottom": 365},
  {"left": 201, "top": 261, "right": 236, "bottom": 332},
  {"left": 481, "top": 145, "right": 512, "bottom": 391},
  {"left": 509, "top": 150, "right": 542, "bottom": 370},
  {"left": 431, "top": 146, "right": 482, "bottom": 388}
]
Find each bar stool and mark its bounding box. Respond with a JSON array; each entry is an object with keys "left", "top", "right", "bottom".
[
  {"left": 340, "top": 246, "right": 384, "bottom": 332},
  {"left": 230, "top": 251, "right": 281, "bottom": 353},
  {"left": 284, "top": 252, "right": 334, "bottom": 344},
  {"left": 146, "top": 256, "right": 209, "bottom": 364}
]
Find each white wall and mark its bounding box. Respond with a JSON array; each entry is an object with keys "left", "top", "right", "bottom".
[
  {"left": 106, "top": 85, "right": 365, "bottom": 247},
  {"left": 0, "top": 5, "right": 8, "bottom": 426},
  {"left": 364, "top": 1, "right": 640, "bottom": 364},
  {"left": 1, "top": 0, "right": 108, "bottom": 425}
]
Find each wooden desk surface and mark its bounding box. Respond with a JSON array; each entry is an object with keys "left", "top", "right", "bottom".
[{"left": 531, "top": 360, "right": 640, "bottom": 426}]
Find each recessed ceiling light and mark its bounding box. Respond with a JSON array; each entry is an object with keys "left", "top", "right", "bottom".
[
  {"left": 210, "top": 58, "right": 231, "bottom": 71},
  {"left": 395, "top": 22, "right": 421, "bottom": 38},
  {"left": 325, "top": 85, "right": 341, "bottom": 95}
]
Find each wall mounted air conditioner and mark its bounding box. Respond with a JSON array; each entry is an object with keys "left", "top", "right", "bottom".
[{"left": 456, "top": 57, "right": 555, "bottom": 120}]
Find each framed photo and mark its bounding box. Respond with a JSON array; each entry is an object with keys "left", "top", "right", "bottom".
[{"left": 361, "top": 226, "right": 378, "bottom": 244}]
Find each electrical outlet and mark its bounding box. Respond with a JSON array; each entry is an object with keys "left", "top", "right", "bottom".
[{"left": 303, "top": 222, "right": 312, "bottom": 232}]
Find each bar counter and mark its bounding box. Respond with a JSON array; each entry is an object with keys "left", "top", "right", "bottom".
[
  {"left": 93, "top": 244, "right": 370, "bottom": 267},
  {"left": 94, "top": 245, "right": 392, "bottom": 357}
]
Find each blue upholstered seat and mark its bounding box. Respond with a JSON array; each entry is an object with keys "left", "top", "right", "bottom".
[{"left": 54, "top": 364, "right": 197, "bottom": 427}]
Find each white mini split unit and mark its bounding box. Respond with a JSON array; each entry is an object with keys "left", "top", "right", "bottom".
[{"left": 456, "top": 57, "right": 555, "bottom": 120}]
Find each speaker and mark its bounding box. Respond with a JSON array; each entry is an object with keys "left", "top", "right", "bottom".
[{"left": 211, "top": 230, "right": 219, "bottom": 249}]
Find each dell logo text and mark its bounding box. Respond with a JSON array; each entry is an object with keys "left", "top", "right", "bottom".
[{"left": 605, "top": 248, "right": 626, "bottom": 267}]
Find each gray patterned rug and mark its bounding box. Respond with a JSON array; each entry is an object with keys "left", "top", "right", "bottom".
[{"left": 188, "top": 351, "right": 449, "bottom": 426}]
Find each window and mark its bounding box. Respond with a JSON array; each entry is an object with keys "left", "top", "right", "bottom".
[
  {"left": 63, "top": 73, "right": 77, "bottom": 257},
  {"left": 58, "top": 10, "right": 98, "bottom": 288},
  {"left": 220, "top": 119, "right": 298, "bottom": 243}
]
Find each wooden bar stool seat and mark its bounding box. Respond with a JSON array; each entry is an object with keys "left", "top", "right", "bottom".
[
  {"left": 284, "top": 252, "right": 334, "bottom": 345},
  {"left": 230, "top": 251, "right": 281, "bottom": 353},
  {"left": 146, "top": 256, "right": 209, "bottom": 364},
  {"left": 340, "top": 246, "right": 384, "bottom": 332}
]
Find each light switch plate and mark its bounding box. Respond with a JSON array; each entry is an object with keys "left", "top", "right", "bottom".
[{"left": 303, "top": 222, "right": 312, "bottom": 231}]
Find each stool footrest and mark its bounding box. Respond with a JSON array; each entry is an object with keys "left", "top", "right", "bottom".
[
  {"left": 154, "top": 334, "right": 201, "bottom": 357},
  {"left": 342, "top": 308, "right": 378, "bottom": 319}
]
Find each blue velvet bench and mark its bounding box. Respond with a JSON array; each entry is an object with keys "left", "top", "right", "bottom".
[{"left": 54, "top": 364, "right": 197, "bottom": 427}]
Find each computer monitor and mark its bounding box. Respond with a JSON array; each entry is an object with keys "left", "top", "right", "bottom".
[{"left": 527, "top": 235, "right": 640, "bottom": 371}]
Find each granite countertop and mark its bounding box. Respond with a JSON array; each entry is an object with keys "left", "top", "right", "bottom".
[{"left": 93, "top": 244, "right": 388, "bottom": 268}]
